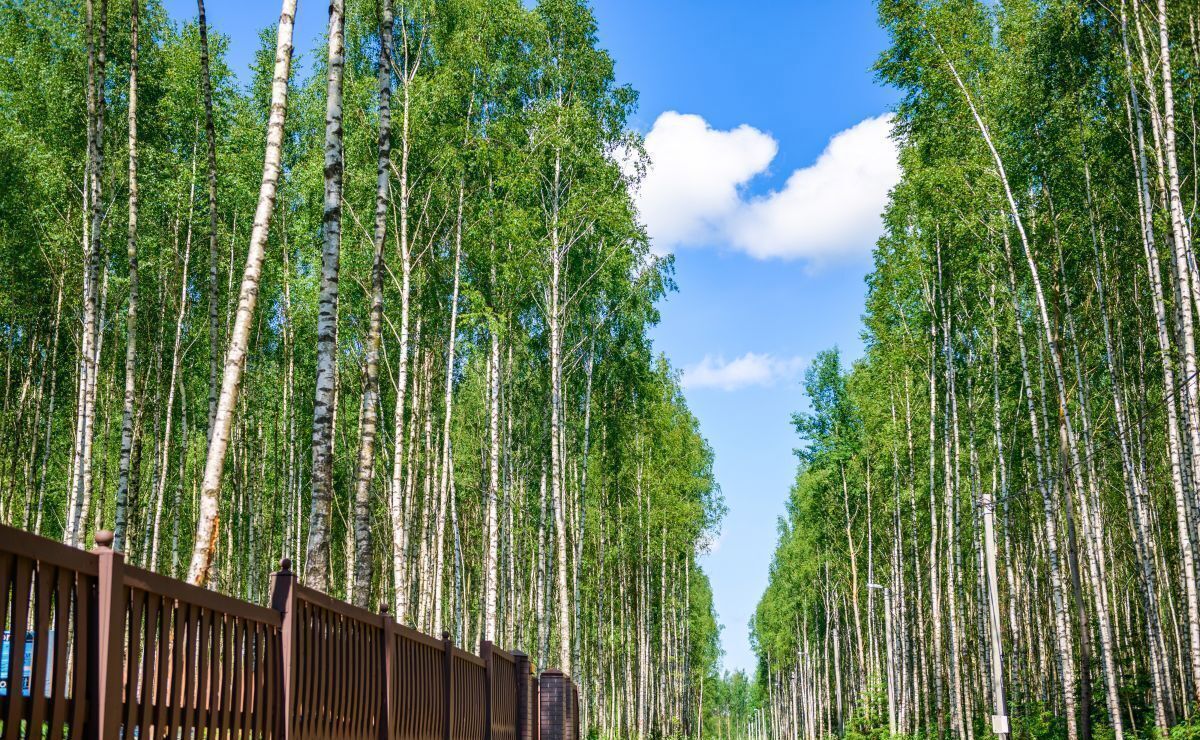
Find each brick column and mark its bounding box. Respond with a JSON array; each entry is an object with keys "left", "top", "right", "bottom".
[{"left": 539, "top": 669, "right": 577, "bottom": 740}]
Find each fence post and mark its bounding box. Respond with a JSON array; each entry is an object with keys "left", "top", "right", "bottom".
[
  {"left": 380, "top": 605, "right": 395, "bottom": 740},
  {"left": 540, "top": 670, "right": 578, "bottom": 740},
  {"left": 513, "top": 651, "right": 533, "bottom": 740},
  {"left": 269, "top": 558, "right": 297, "bottom": 740},
  {"left": 92, "top": 530, "right": 126, "bottom": 740},
  {"left": 480, "top": 640, "right": 494, "bottom": 740},
  {"left": 443, "top": 631, "right": 453, "bottom": 740}
]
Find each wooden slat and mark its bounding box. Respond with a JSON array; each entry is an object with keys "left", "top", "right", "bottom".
[
  {"left": 205, "top": 611, "right": 222, "bottom": 740},
  {"left": 194, "top": 605, "right": 213, "bottom": 731},
  {"left": 0, "top": 550, "right": 12, "bottom": 736},
  {"left": 46, "top": 569, "right": 71, "bottom": 740},
  {"left": 137, "top": 591, "right": 158, "bottom": 739},
  {"left": 27, "top": 561, "right": 54, "bottom": 732},
  {"left": 252, "top": 621, "right": 265, "bottom": 738},
  {"left": 66, "top": 570, "right": 89, "bottom": 737},
  {"left": 219, "top": 610, "right": 235, "bottom": 737},
  {"left": 164, "top": 597, "right": 186, "bottom": 735},
  {"left": 5, "top": 556, "right": 35, "bottom": 729},
  {"left": 180, "top": 600, "right": 199, "bottom": 732},
  {"left": 153, "top": 593, "right": 172, "bottom": 735},
  {"left": 120, "top": 587, "right": 142, "bottom": 734},
  {"left": 229, "top": 615, "right": 244, "bottom": 736}
]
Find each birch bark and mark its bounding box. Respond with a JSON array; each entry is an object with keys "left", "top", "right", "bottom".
[
  {"left": 114, "top": 0, "right": 139, "bottom": 552},
  {"left": 305, "top": 0, "right": 347, "bottom": 591},
  {"left": 350, "top": 0, "right": 392, "bottom": 608},
  {"left": 187, "top": 0, "right": 298, "bottom": 585}
]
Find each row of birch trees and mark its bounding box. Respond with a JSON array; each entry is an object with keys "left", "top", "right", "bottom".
[
  {"left": 0, "top": 0, "right": 726, "bottom": 736},
  {"left": 755, "top": 0, "right": 1200, "bottom": 738}
]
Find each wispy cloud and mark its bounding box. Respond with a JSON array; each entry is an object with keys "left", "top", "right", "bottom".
[
  {"left": 632, "top": 112, "right": 899, "bottom": 263},
  {"left": 682, "top": 353, "right": 806, "bottom": 392}
]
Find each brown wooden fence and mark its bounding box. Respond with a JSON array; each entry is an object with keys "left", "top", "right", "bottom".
[{"left": 0, "top": 523, "right": 577, "bottom": 740}]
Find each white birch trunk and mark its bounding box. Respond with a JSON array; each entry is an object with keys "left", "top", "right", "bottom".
[
  {"left": 304, "top": 0, "right": 346, "bottom": 591},
  {"left": 187, "top": 0, "right": 298, "bottom": 585}
]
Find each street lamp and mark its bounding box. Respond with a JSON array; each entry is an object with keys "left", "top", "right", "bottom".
[
  {"left": 980, "top": 487, "right": 1011, "bottom": 740},
  {"left": 868, "top": 583, "right": 896, "bottom": 737}
]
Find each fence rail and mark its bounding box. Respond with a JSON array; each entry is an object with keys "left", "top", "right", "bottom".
[{"left": 0, "top": 524, "right": 579, "bottom": 740}]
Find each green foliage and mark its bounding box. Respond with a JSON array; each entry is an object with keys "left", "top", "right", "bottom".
[
  {"left": 1169, "top": 717, "right": 1200, "bottom": 740},
  {"left": 753, "top": 0, "right": 1200, "bottom": 737},
  {"left": 0, "top": 0, "right": 722, "bottom": 735},
  {"left": 844, "top": 683, "right": 891, "bottom": 740},
  {"left": 1011, "top": 702, "right": 1070, "bottom": 740}
]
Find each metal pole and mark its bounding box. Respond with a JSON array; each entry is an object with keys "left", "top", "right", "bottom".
[
  {"left": 869, "top": 582, "right": 896, "bottom": 736},
  {"left": 982, "top": 487, "right": 1010, "bottom": 740},
  {"left": 883, "top": 587, "right": 896, "bottom": 736}
]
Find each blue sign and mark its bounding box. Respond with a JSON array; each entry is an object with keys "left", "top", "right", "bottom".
[{"left": 0, "top": 631, "right": 54, "bottom": 697}]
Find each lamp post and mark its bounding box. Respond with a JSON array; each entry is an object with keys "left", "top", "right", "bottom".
[
  {"left": 981, "top": 484, "right": 1010, "bottom": 740},
  {"left": 868, "top": 583, "right": 896, "bottom": 736}
]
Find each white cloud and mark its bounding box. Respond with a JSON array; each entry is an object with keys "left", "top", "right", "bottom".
[
  {"left": 728, "top": 115, "right": 900, "bottom": 260},
  {"left": 682, "top": 353, "right": 805, "bottom": 392},
  {"left": 634, "top": 112, "right": 899, "bottom": 262},
  {"left": 636, "top": 112, "right": 777, "bottom": 251}
]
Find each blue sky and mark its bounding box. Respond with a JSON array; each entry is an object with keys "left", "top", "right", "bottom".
[
  {"left": 162, "top": 0, "right": 899, "bottom": 675},
  {"left": 589, "top": 2, "right": 898, "bottom": 675}
]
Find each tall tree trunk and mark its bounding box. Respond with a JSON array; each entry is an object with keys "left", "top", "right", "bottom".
[
  {"left": 187, "top": 0, "right": 298, "bottom": 585},
  {"left": 114, "top": 0, "right": 138, "bottom": 552},
  {"left": 389, "top": 18, "right": 415, "bottom": 619},
  {"left": 433, "top": 203, "right": 463, "bottom": 636},
  {"left": 484, "top": 303, "right": 500, "bottom": 641},
  {"left": 69, "top": 0, "right": 107, "bottom": 547},
  {"left": 199, "top": 0, "right": 221, "bottom": 443},
  {"left": 1154, "top": 0, "right": 1200, "bottom": 699},
  {"left": 153, "top": 150, "right": 197, "bottom": 571},
  {"left": 549, "top": 147, "right": 572, "bottom": 675},
  {"left": 350, "top": 0, "right": 392, "bottom": 609},
  {"left": 305, "top": 0, "right": 346, "bottom": 591},
  {"left": 1003, "top": 233, "right": 1078, "bottom": 740}
]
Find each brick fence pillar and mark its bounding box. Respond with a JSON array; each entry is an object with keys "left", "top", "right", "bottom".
[{"left": 539, "top": 669, "right": 577, "bottom": 740}]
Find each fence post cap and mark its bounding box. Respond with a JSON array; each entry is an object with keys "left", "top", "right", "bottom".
[
  {"left": 442, "top": 630, "right": 451, "bottom": 641},
  {"left": 94, "top": 530, "right": 114, "bottom": 549},
  {"left": 380, "top": 603, "right": 390, "bottom": 614},
  {"left": 279, "top": 557, "right": 292, "bottom": 573}
]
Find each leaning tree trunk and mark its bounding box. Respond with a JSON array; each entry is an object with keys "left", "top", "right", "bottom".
[
  {"left": 350, "top": 0, "right": 392, "bottom": 608},
  {"left": 938, "top": 35, "right": 1122, "bottom": 737},
  {"left": 186, "top": 0, "right": 298, "bottom": 586},
  {"left": 1154, "top": 0, "right": 1200, "bottom": 698},
  {"left": 1004, "top": 233, "right": 1078, "bottom": 740},
  {"left": 305, "top": 0, "right": 346, "bottom": 592},
  {"left": 114, "top": 0, "right": 138, "bottom": 553}
]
